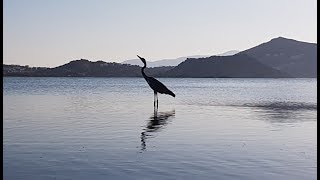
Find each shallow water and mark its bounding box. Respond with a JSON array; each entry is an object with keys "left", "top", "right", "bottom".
[{"left": 3, "top": 77, "right": 317, "bottom": 180}]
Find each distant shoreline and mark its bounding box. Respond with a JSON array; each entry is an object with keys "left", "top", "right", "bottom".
[{"left": 3, "top": 37, "right": 317, "bottom": 78}]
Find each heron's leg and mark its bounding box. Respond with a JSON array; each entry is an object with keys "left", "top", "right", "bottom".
[
  {"left": 156, "top": 93, "right": 158, "bottom": 108},
  {"left": 154, "top": 104, "right": 158, "bottom": 115},
  {"left": 154, "top": 91, "right": 156, "bottom": 107}
]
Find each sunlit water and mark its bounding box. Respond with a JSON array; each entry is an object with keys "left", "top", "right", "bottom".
[{"left": 3, "top": 77, "right": 317, "bottom": 180}]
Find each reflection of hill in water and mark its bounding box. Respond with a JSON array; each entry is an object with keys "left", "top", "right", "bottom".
[
  {"left": 243, "top": 102, "right": 317, "bottom": 123},
  {"left": 140, "top": 110, "right": 175, "bottom": 151},
  {"left": 182, "top": 100, "right": 316, "bottom": 123},
  {"left": 243, "top": 102, "right": 317, "bottom": 111}
]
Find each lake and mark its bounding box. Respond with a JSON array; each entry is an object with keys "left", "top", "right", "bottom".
[{"left": 3, "top": 77, "right": 317, "bottom": 180}]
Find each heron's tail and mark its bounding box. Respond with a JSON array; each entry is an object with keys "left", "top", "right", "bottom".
[{"left": 167, "top": 90, "right": 175, "bottom": 97}]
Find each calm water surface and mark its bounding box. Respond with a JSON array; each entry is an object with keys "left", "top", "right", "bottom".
[{"left": 3, "top": 77, "right": 317, "bottom": 180}]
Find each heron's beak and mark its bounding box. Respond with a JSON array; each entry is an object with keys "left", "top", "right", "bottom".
[{"left": 137, "top": 55, "right": 146, "bottom": 65}]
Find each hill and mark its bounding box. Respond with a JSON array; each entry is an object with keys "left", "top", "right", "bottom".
[
  {"left": 240, "top": 37, "right": 317, "bottom": 77},
  {"left": 216, "top": 50, "right": 240, "bottom": 56},
  {"left": 3, "top": 59, "right": 174, "bottom": 77},
  {"left": 122, "top": 50, "right": 240, "bottom": 67},
  {"left": 3, "top": 37, "right": 316, "bottom": 78},
  {"left": 160, "top": 54, "right": 290, "bottom": 78},
  {"left": 122, "top": 55, "right": 209, "bottom": 67}
]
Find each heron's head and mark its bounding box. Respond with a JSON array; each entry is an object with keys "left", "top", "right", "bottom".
[{"left": 137, "top": 55, "right": 146, "bottom": 66}]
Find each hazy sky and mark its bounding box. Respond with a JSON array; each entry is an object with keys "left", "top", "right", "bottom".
[{"left": 4, "top": 0, "right": 317, "bottom": 67}]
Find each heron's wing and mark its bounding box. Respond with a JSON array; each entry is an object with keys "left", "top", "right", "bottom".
[{"left": 147, "top": 77, "right": 175, "bottom": 97}]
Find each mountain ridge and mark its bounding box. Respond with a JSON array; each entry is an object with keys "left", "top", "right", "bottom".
[
  {"left": 121, "top": 50, "right": 240, "bottom": 67},
  {"left": 240, "top": 37, "right": 317, "bottom": 77},
  {"left": 3, "top": 37, "right": 316, "bottom": 78},
  {"left": 159, "top": 53, "right": 290, "bottom": 78}
]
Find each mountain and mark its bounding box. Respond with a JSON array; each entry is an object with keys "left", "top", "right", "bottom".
[
  {"left": 160, "top": 54, "right": 290, "bottom": 78},
  {"left": 216, "top": 50, "right": 240, "bottom": 56},
  {"left": 3, "top": 37, "right": 315, "bottom": 78},
  {"left": 122, "top": 55, "right": 209, "bottom": 67},
  {"left": 240, "top": 37, "right": 317, "bottom": 77},
  {"left": 3, "top": 59, "right": 174, "bottom": 77},
  {"left": 122, "top": 51, "right": 240, "bottom": 67}
]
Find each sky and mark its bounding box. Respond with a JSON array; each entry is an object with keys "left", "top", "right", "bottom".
[{"left": 3, "top": 0, "right": 317, "bottom": 67}]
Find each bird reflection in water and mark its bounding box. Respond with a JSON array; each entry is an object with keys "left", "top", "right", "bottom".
[{"left": 140, "top": 109, "right": 175, "bottom": 151}]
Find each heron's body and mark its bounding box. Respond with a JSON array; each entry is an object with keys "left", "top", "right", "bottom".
[{"left": 138, "top": 55, "right": 175, "bottom": 107}]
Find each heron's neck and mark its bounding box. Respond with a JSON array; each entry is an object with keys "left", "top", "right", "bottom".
[{"left": 141, "top": 65, "right": 148, "bottom": 79}]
